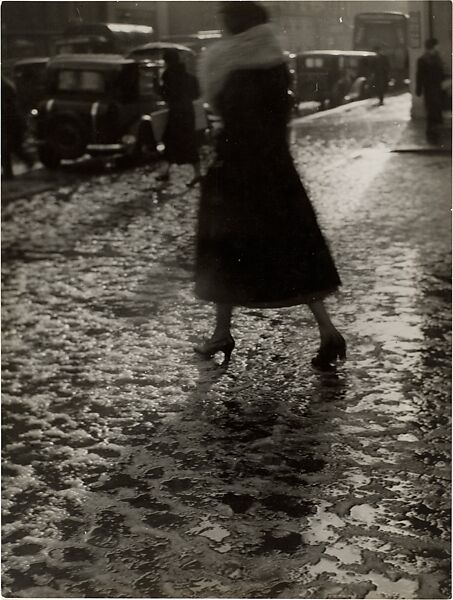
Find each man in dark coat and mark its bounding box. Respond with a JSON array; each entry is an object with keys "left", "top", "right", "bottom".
[
  {"left": 416, "top": 38, "right": 445, "bottom": 141},
  {"left": 157, "top": 49, "right": 201, "bottom": 186},
  {"left": 372, "top": 46, "right": 390, "bottom": 106},
  {"left": 1, "top": 75, "right": 34, "bottom": 179}
]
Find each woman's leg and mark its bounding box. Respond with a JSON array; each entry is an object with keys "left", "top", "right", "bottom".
[
  {"left": 157, "top": 161, "right": 171, "bottom": 180},
  {"left": 309, "top": 300, "right": 346, "bottom": 366},
  {"left": 194, "top": 303, "right": 234, "bottom": 361},
  {"left": 308, "top": 300, "right": 338, "bottom": 341},
  {"left": 213, "top": 303, "right": 233, "bottom": 339},
  {"left": 187, "top": 160, "right": 202, "bottom": 187}
]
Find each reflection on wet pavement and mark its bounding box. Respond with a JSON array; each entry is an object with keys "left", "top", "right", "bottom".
[{"left": 2, "top": 94, "right": 451, "bottom": 598}]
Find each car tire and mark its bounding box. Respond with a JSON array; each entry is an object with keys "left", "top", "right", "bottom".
[
  {"left": 46, "top": 114, "right": 88, "bottom": 160},
  {"left": 38, "top": 145, "right": 61, "bottom": 169}
]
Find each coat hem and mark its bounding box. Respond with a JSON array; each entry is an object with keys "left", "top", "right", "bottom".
[{"left": 195, "top": 287, "right": 340, "bottom": 309}]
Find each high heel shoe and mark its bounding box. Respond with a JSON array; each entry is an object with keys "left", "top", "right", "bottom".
[
  {"left": 194, "top": 334, "right": 235, "bottom": 363},
  {"left": 156, "top": 171, "right": 170, "bottom": 182},
  {"left": 187, "top": 175, "right": 202, "bottom": 188},
  {"left": 311, "top": 332, "right": 346, "bottom": 371}
]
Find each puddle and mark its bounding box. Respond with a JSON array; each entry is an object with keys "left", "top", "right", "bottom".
[
  {"left": 261, "top": 494, "right": 314, "bottom": 518},
  {"left": 221, "top": 492, "right": 255, "bottom": 513},
  {"left": 255, "top": 530, "right": 303, "bottom": 555}
]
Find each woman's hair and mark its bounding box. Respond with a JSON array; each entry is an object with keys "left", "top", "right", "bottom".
[{"left": 220, "top": 1, "right": 269, "bottom": 35}]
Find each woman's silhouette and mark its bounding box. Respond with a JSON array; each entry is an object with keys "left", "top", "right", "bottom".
[{"left": 194, "top": 2, "right": 345, "bottom": 370}]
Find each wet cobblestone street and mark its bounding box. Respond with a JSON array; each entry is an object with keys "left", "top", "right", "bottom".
[{"left": 2, "top": 93, "right": 451, "bottom": 598}]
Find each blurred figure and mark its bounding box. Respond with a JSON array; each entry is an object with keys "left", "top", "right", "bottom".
[
  {"left": 1, "top": 75, "right": 34, "bottom": 180},
  {"left": 372, "top": 46, "right": 390, "bottom": 106},
  {"left": 416, "top": 38, "right": 445, "bottom": 142},
  {"left": 157, "top": 49, "right": 201, "bottom": 186},
  {"left": 194, "top": 1, "right": 345, "bottom": 370}
]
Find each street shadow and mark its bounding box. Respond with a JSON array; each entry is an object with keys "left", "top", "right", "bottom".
[
  {"left": 391, "top": 118, "right": 452, "bottom": 153},
  {"left": 184, "top": 351, "right": 348, "bottom": 489}
]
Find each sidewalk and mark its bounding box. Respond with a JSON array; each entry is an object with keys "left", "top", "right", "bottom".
[
  {"left": 2, "top": 93, "right": 451, "bottom": 599},
  {"left": 392, "top": 113, "right": 452, "bottom": 153}
]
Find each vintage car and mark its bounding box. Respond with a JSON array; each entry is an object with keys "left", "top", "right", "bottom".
[
  {"left": 293, "top": 50, "right": 377, "bottom": 109},
  {"left": 127, "top": 42, "right": 197, "bottom": 74},
  {"left": 33, "top": 54, "right": 208, "bottom": 168}
]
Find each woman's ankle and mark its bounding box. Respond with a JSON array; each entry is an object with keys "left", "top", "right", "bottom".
[
  {"left": 212, "top": 329, "right": 231, "bottom": 341},
  {"left": 319, "top": 325, "right": 339, "bottom": 343}
]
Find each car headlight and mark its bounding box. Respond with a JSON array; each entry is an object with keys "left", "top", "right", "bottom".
[{"left": 121, "top": 134, "right": 136, "bottom": 146}]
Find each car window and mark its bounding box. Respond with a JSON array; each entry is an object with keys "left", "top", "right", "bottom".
[
  {"left": 139, "top": 65, "right": 160, "bottom": 94},
  {"left": 305, "top": 57, "right": 324, "bottom": 69},
  {"left": 80, "top": 71, "right": 104, "bottom": 91},
  {"left": 346, "top": 57, "right": 359, "bottom": 68},
  {"left": 138, "top": 65, "right": 164, "bottom": 99},
  {"left": 57, "top": 70, "right": 105, "bottom": 92}
]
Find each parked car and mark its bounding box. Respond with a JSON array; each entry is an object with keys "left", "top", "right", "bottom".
[
  {"left": 33, "top": 54, "right": 208, "bottom": 168},
  {"left": 293, "top": 50, "right": 377, "bottom": 109},
  {"left": 13, "top": 57, "right": 49, "bottom": 113},
  {"left": 127, "top": 42, "right": 197, "bottom": 74}
]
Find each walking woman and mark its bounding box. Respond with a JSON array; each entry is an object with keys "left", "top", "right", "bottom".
[
  {"left": 157, "top": 49, "right": 202, "bottom": 186},
  {"left": 194, "top": 1, "right": 346, "bottom": 371}
]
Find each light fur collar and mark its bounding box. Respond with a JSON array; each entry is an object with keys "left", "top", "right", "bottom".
[{"left": 199, "top": 23, "right": 285, "bottom": 110}]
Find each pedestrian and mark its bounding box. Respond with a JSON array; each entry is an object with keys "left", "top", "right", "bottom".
[
  {"left": 416, "top": 38, "right": 445, "bottom": 142},
  {"left": 1, "top": 75, "right": 34, "bottom": 180},
  {"left": 372, "top": 46, "right": 390, "bottom": 106},
  {"left": 194, "top": 1, "right": 345, "bottom": 370},
  {"left": 157, "top": 49, "right": 202, "bottom": 187}
]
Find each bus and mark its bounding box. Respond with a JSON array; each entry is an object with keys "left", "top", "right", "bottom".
[
  {"left": 353, "top": 12, "right": 409, "bottom": 85},
  {"left": 54, "top": 23, "right": 154, "bottom": 56}
]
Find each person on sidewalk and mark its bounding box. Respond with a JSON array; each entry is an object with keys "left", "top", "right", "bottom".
[
  {"left": 372, "top": 46, "right": 390, "bottom": 106},
  {"left": 156, "top": 49, "right": 202, "bottom": 187},
  {"left": 416, "top": 38, "right": 445, "bottom": 142},
  {"left": 1, "top": 75, "right": 34, "bottom": 180},
  {"left": 194, "top": 1, "right": 345, "bottom": 370}
]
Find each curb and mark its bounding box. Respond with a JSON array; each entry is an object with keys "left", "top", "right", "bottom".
[
  {"left": 391, "top": 146, "right": 451, "bottom": 154},
  {"left": 2, "top": 178, "right": 57, "bottom": 203},
  {"left": 295, "top": 97, "right": 375, "bottom": 123}
]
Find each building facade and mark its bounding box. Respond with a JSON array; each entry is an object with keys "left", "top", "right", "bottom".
[
  {"left": 1, "top": 1, "right": 159, "bottom": 59},
  {"left": 262, "top": 1, "right": 409, "bottom": 52},
  {"left": 3, "top": 1, "right": 412, "bottom": 60}
]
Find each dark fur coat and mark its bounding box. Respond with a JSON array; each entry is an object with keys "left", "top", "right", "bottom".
[{"left": 195, "top": 63, "right": 341, "bottom": 307}]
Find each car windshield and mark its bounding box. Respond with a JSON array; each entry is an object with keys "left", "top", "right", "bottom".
[
  {"left": 139, "top": 64, "right": 163, "bottom": 96},
  {"left": 57, "top": 70, "right": 106, "bottom": 92}
]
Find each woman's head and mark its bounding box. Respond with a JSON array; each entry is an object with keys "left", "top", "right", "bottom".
[{"left": 220, "top": 1, "right": 269, "bottom": 35}]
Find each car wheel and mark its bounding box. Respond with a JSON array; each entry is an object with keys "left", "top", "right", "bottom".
[
  {"left": 47, "top": 114, "right": 88, "bottom": 160},
  {"left": 38, "top": 145, "right": 61, "bottom": 169}
]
